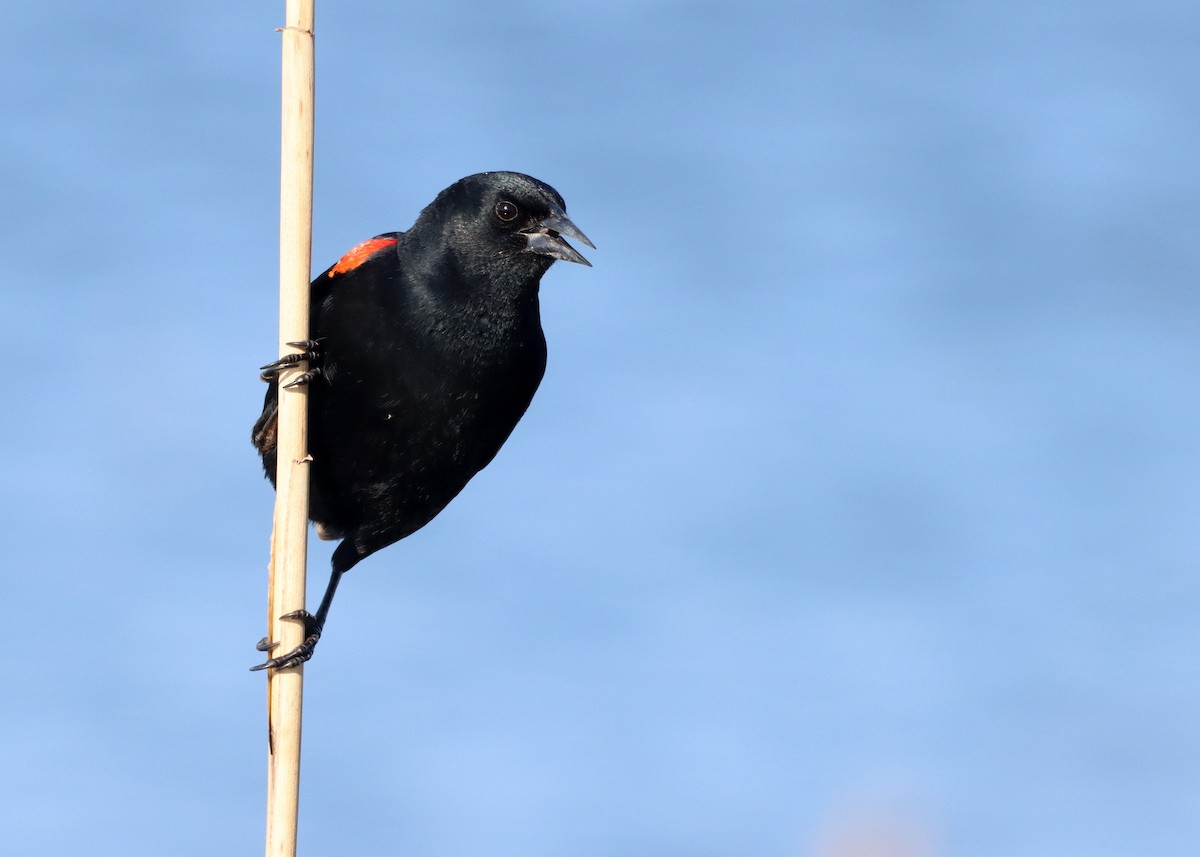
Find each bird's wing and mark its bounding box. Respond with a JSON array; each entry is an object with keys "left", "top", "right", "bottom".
[{"left": 310, "top": 232, "right": 402, "bottom": 305}]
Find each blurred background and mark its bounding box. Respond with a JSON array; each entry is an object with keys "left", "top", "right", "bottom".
[{"left": 2, "top": 2, "right": 1197, "bottom": 855}]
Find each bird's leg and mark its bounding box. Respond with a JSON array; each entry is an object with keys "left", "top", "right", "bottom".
[
  {"left": 250, "top": 564, "right": 345, "bottom": 672},
  {"left": 259, "top": 339, "right": 325, "bottom": 384}
]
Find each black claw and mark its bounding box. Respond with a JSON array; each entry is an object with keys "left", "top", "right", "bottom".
[
  {"left": 259, "top": 351, "right": 317, "bottom": 372},
  {"left": 285, "top": 339, "right": 324, "bottom": 350},
  {"left": 250, "top": 610, "right": 324, "bottom": 672},
  {"left": 279, "top": 609, "right": 314, "bottom": 622},
  {"left": 282, "top": 368, "right": 322, "bottom": 389}
]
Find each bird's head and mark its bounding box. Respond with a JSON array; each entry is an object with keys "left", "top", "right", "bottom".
[{"left": 423, "top": 172, "right": 594, "bottom": 275}]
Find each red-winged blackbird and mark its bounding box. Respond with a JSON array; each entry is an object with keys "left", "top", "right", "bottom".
[{"left": 251, "top": 172, "right": 592, "bottom": 671}]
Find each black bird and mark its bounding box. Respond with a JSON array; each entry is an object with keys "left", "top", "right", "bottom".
[{"left": 251, "top": 171, "right": 592, "bottom": 671}]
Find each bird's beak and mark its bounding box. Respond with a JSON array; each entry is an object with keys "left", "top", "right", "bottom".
[{"left": 522, "top": 206, "right": 595, "bottom": 267}]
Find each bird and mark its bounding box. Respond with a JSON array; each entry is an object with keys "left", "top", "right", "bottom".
[{"left": 250, "top": 171, "right": 592, "bottom": 671}]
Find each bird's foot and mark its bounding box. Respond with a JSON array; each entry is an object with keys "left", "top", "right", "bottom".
[
  {"left": 250, "top": 609, "right": 322, "bottom": 671},
  {"left": 259, "top": 339, "right": 325, "bottom": 383}
]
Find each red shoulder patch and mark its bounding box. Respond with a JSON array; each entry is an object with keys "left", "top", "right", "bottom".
[{"left": 328, "top": 237, "right": 397, "bottom": 277}]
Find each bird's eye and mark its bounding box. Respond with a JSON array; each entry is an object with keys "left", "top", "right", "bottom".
[{"left": 494, "top": 200, "right": 519, "bottom": 223}]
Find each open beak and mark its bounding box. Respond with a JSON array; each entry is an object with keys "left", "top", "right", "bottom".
[{"left": 522, "top": 206, "right": 595, "bottom": 267}]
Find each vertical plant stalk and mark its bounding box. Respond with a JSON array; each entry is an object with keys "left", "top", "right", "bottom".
[{"left": 265, "top": 2, "right": 314, "bottom": 856}]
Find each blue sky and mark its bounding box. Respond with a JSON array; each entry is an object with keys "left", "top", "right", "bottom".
[{"left": 3, "top": 2, "right": 1198, "bottom": 855}]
